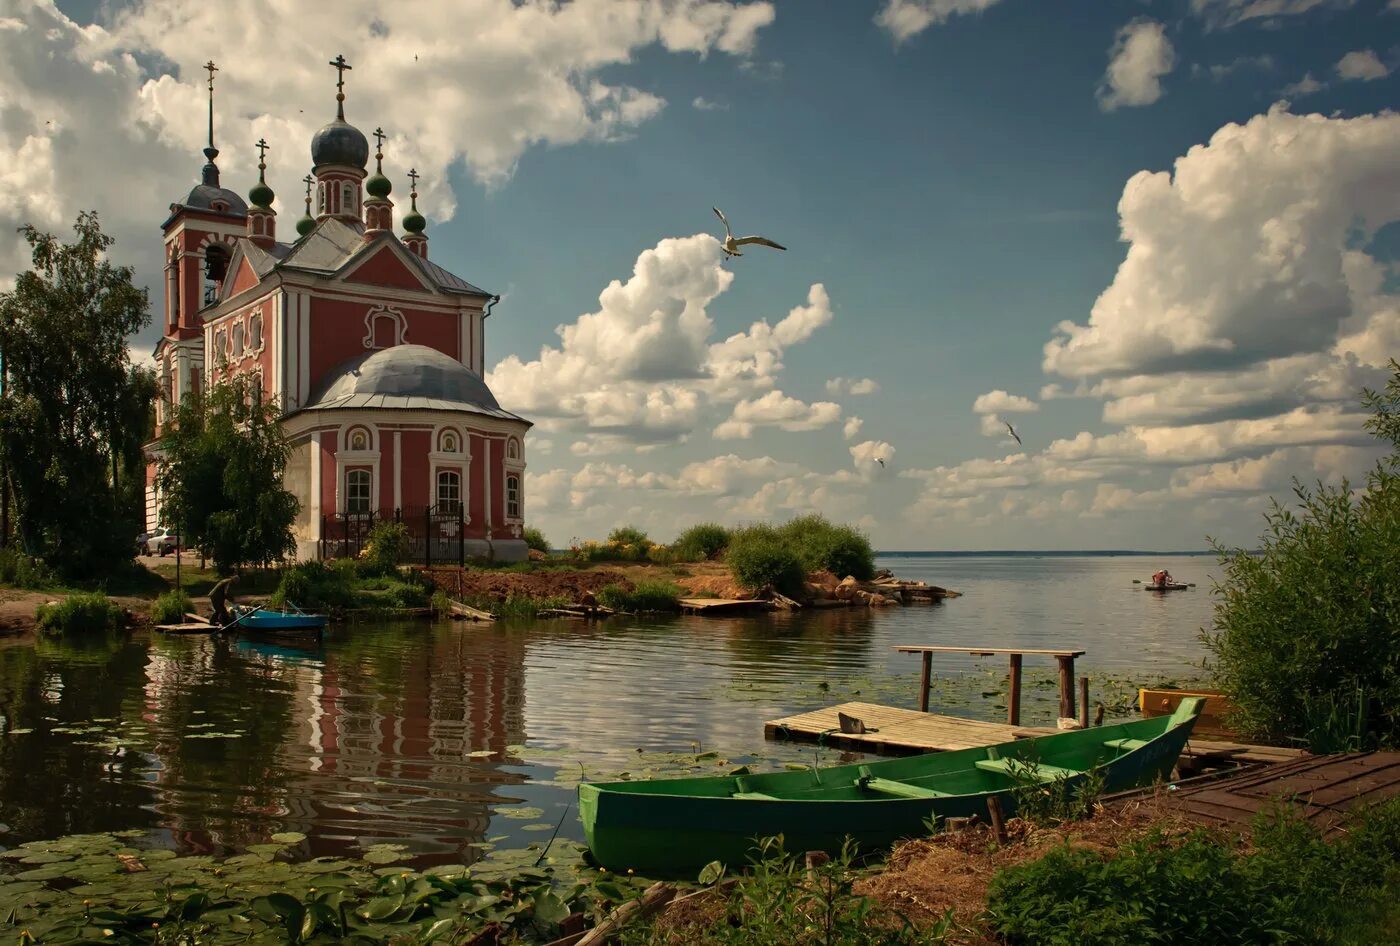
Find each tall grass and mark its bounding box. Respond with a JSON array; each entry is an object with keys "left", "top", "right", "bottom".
[
  {"left": 596, "top": 580, "right": 683, "bottom": 613},
  {"left": 35, "top": 593, "right": 123, "bottom": 636},
  {"left": 150, "top": 590, "right": 195, "bottom": 624}
]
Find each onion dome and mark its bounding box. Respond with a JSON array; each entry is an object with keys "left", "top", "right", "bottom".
[
  {"left": 311, "top": 118, "right": 369, "bottom": 170},
  {"left": 402, "top": 167, "right": 426, "bottom": 233},
  {"left": 296, "top": 173, "right": 316, "bottom": 237},
  {"left": 249, "top": 138, "right": 275, "bottom": 208},
  {"left": 366, "top": 127, "right": 392, "bottom": 198}
]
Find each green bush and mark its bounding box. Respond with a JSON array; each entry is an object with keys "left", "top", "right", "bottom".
[
  {"left": 597, "top": 580, "right": 683, "bottom": 613},
  {"left": 672, "top": 523, "right": 731, "bottom": 562},
  {"left": 0, "top": 548, "right": 55, "bottom": 589},
  {"left": 1204, "top": 366, "right": 1400, "bottom": 747},
  {"left": 725, "top": 525, "right": 806, "bottom": 597},
  {"left": 985, "top": 801, "right": 1400, "bottom": 946},
  {"left": 359, "top": 521, "right": 409, "bottom": 577},
  {"left": 35, "top": 593, "right": 123, "bottom": 636},
  {"left": 523, "top": 526, "right": 550, "bottom": 554},
  {"left": 270, "top": 560, "right": 357, "bottom": 612},
  {"left": 150, "top": 589, "right": 194, "bottom": 624},
  {"left": 778, "top": 514, "right": 875, "bottom": 580},
  {"left": 572, "top": 526, "right": 655, "bottom": 563}
]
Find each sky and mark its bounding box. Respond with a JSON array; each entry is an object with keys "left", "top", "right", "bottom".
[{"left": 3, "top": 0, "right": 1399, "bottom": 551}]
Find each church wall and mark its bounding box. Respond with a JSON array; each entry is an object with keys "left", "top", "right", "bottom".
[
  {"left": 400, "top": 430, "right": 431, "bottom": 509},
  {"left": 486, "top": 436, "right": 504, "bottom": 534},
  {"left": 467, "top": 434, "right": 487, "bottom": 538},
  {"left": 320, "top": 433, "right": 338, "bottom": 518},
  {"left": 286, "top": 437, "right": 316, "bottom": 559},
  {"left": 307, "top": 297, "right": 467, "bottom": 391}
]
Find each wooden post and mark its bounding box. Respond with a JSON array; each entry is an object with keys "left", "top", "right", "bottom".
[
  {"left": 1056, "top": 655, "right": 1075, "bottom": 719},
  {"left": 986, "top": 795, "right": 1008, "bottom": 845},
  {"left": 918, "top": 650, "right": 933, "bottom": 713},
  {"left": 1078, "top": 676, "right": 1090, "bottom": 729},
  {"left": 1007, "top": 653, "right": 1023, "bottom": 726}
]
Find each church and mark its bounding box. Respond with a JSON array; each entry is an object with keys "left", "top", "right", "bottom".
[{"left": 145, "top": 57, "right": 531, "bottom": 562}]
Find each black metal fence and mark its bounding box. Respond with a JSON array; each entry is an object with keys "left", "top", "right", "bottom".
[{"left": 319, "top": 505, "right": 467, "bottom": 567}]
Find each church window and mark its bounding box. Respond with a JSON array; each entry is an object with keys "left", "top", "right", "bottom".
[
  {"left": 437, "top": 471, "right": 461, "bottom": 514},
  {"left": 203, "top": 244, "right": 229, "bottom": 308},
  {"left": 249, "top": 371, "right": 262, "bottom": 405},
  {"left": 167, "top": 264, "right": 179, "bottom": 324},
  {"left": 249, "top": 312, "right": 263, "bottom": 350},
  {"left": 506, "top": 438, "right": 520, "bottom": 460},
  {"left": 342, "top": 182, "right": 355, "bottom": 213},
  {"left": 213, "top": 329, "right": 227, "bottom": 366},
  {"left": 230, "top": 321, "right": 245, "bottom": 358},
  {"left": 346, "top": 470, "right": 372, "bottom": 515},
  {"left": 317, "top": 183, "right": 326, "bottom": 214},
  {"left": 506, "top": 475, "right": 521, "bottom": 520}
]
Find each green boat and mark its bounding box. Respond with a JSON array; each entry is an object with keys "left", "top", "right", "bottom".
[{"left": 579, "top": 697, "right": 1204, "bottom": 876}]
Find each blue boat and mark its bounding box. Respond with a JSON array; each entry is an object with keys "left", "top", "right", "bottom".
[{"left": 228, "top": 604, "right": 327, "bottom": 636}]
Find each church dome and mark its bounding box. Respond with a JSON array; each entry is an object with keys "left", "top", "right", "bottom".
[
  {"left": 178, "top": 183, "right": 248, "bottom": 216},
  {"left": 311, "top": 118, "right": 369, "bottom": 169},
  {"left": 304, "top": 345, "right": 523, "bottom": 421},
  {"left": 366, "top": 171, "right": 392, "bottom": 199}
]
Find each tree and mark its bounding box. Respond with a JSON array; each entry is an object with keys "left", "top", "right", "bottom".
[
  {"left": 0, "top": 212, "right": 156, "bottom": 578},
  {"left": 156, "top": 377, "right": 298, "bottom": 573},
  {"left": 1204, "top": 363, "right": 1400, "bottom": 749}
]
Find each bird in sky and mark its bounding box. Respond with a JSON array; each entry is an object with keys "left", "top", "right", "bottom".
[
  {"left": 1006, "top": 421, "right": 1023, "bottom": 446},
  {"left": 713, "top": 207, "right": 786, "bottom": 259},
  {"left": 875, "top": 457, "right": 885, "bottom": 468}
]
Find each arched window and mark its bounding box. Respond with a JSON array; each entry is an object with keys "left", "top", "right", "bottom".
[
  {"left": 506, "top": 474, "right": 521, "bottom": 520},
  {"left": 506, "top": 438, "right": 520, "bottom": 459},
  {"left": 213, "top": 328, "right": 228, "bottom": 367},
  {"left": 167, "top": 262, "right": 179, "bottom": 325},
  {"left": 230, "top": 321, "right": 244, "bottom": 358},
  {"left": 249, "top": 311, "right": 263, "bottom": 350},
  {"left": 342, "top": 182, "right": 355, "bottom": 214},
  {"left": 345, "top": 469, "right": 372, "bottom": 516},
  {"left": 203, "top": 244, "right": 230, "bottom": 307},
  {"left": 317, "top": 182, "right": 326, "bottom": 214},
  {"left": 437, "top": 470, "right": 461, "bottom": 513}
]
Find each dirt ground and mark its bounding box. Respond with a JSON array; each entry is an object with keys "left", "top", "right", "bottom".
[
  {"left": 0, "top": 588, "right": 170, "bottom": 636},
  {"left": 454, "top": 561, "right": 753, "bottom": 603}
]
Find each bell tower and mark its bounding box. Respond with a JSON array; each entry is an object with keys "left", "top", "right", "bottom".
[{"left": 311, "top": 54, "right": 369, "bottom": 225}]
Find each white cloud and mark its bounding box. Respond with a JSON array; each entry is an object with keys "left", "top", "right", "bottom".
[
  {"left": 873, "top": 0, "right": 1004, "bottom": 43},
  {"left": 1194, "top": 55, "right": 1274, "bottom": 81},
  {"left": 1336, "top": 50, "right": 1390, "bottom": 82},
  {"left": 691, "top": 96, "right": 728, "bottom": 111},
  {"left": 825, "top": 377, "right": 880, "bottom": 396},
  {"left": 843, "top": 416, "right": 864, "bottom": 440},
  {"left": 850, "top": 440, "right": 895, "bottom": 479},
  {"left": 713, "top": 390, "right": 842, "bottom": 439},
  {"left": 1281, "top": 73, "right": 1326, "bottom": 96},
  {"left": 1190, "top": 0, "right": 1358, "bottom": 29},
  {"left": 0, "top": 0, "right": 775, "bottom": 318},
  {"left": 1097, "top": 20, "right": 1175, "bottom": 112},
  {"left": 972, "top": 389, "right": 1038, "bottom": 414}
]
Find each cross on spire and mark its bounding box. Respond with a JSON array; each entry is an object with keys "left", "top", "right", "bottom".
[
  {"left": 303, "top": 173, "right": 314, "bottom": 211},
  {"left": 373, "top": 127, "right": 386, "bottom": 172},
  {"left": 256, "top": 137, "right": 269, "bottom": 166},
  {"left": 407, "top": 167, "right": 420, "bottom": 198},
  {"left": 203, "top": 60, "right": 219, "bottom": 156},
  {"left": 329, "top": 54, "right": 352, "bottom": 120}
]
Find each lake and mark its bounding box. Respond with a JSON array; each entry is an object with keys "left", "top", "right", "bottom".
[{"left": 0, "top": 553, "right": 1217, "bottom": 867}]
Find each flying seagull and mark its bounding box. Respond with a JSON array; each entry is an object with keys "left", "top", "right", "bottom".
[
  {"left": 1006, "top": 421, "right": 1022, "bottom": 446},
  {"left": 713, "top": 207, "right": 786, "bottom": 259},
  {"left": 875, "top": 457, "right": 885, "bottom": 468}
]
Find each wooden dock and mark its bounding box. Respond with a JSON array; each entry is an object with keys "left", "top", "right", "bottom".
[
  {"left": 1161, "top": 752, "right": 1400, "bottom": 835},
  {"left": 765, "top": 700, "right": 1307, "bottom": 769},
  {"left": 153, "top": 621, "right": 218, "bottom": 635},
  {"left": 679, "top": 598, "right": 771, "bottom": 614}
]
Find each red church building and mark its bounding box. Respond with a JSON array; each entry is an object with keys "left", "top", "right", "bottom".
[{"left": 146, "top": 58, "right": 531, "bottom": 562}]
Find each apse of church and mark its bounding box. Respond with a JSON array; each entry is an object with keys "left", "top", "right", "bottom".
[{"left": 145, "top": 56, "right": 531, "bottom": 563}]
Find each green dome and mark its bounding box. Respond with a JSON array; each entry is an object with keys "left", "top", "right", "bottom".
[
  {"left": 249, "top": 180, "right": 275, "bottom": 209},
  {"left": 296, "top": 213, "right": 316, "bottom": 237},
  {"left": 402, "top": 209, "right": 426, "bottom": 234},
  {"left": 366, "top": 172, "right": 392, "bottom": 199}
]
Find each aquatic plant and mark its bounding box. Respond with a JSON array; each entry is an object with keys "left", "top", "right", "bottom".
[
  {"left": 0, "top": 830, "right": 627, "bottom": 946},
  {"left": 148, "top": 590, "right": 194, "bottom": 625},
  {"left": 34, "top": 593, "right": 123, "bottom": 636}
]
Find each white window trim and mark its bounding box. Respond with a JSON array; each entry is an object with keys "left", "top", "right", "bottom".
[
  {"left": 435, "top": 468, "right": 463, "bottom": 513},
  {"left": 362, "top": 305, "right": 408, "bottom": 350},
  {"left": 343, "top": 467, "right": 375, "bottom": 517},
  {"left": 504, "top": 471, "right": 523, "bottom": 524},
  {"left": 429, "top": 452, "right": 470, "bottom": 522}
]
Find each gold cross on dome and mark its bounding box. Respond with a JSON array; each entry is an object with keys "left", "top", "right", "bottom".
[
  {"left": 255, "top": 138, "right": 269, "bottom": 164},
  {"left": 329, "top": 54, "right": 352, "bottom": 94},
  {"left": 204, "top": 60, "right": 218, "bottom": 91}
]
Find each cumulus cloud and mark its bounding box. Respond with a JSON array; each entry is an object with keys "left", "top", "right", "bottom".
[
  {"left": 850, "top": 440, "right": 895, "bottom": 479},
  {"left": 487, "top": 237, "right": 834, "bottom": 447},
  {"left": 691, "top": 96, "right": 728, "bottom": 111},
  {"left": 843, "top": 416, "right": 864, "bottom": 440},
  {"left": 1336, "top": 50, "right": 1390, "bottom": 81},
  {"left": 0, "top": 0, "right": 774, "bottom": 319},
  {"left": 873, "top": 0, "right": 1004, "bottom": 43},
  {"left": 825, "top": 377, "right": 880, "bottom": 396},
  {"left": 1097, "top": 20, "right": 1175, "bottom": 112},
  {"left": 713, "top": 390, "right": 842, "bottom": 439},
  {"left": 1281, "top": 73, "right": 1326, "bottom": 96},
  {"left": 972, "top": 390, "right": 1038, "bottom": 414}
]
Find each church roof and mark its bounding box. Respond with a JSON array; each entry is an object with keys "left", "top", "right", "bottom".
[
  {"left": 273, "top": 218, "right": 491, "bottom": 296},
  {"left": 300, "top": 344, "right": 527, "bottom": 424}
]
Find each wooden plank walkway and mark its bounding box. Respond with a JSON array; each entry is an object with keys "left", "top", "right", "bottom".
[
  {"left": 679, "top": 598, "right": 770, "bottom": 613},
  {"left": 764, "top": 701, "right": 1309, "bottom": 767},
  {"left": 764, "top": 702, "right": 1048, "bottom": 754},
  {"left": 1162, "top": 752, "right": 1400, "bottom": 835}
]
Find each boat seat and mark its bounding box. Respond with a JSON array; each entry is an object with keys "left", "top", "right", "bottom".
[
  {"left": 975, "top": 758, "right": 1081, "bottom": 781},
  {"left": 854, "top": 766, "right": 950, "bottom": 799},
  {"left": 1104, "top": 738, "right": 1150, "bottom": 751},
  {"left": 732, "top": 776, "right": 778, "bottom": 801}
]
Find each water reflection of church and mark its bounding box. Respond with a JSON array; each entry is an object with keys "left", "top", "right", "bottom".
[{"left": 140, "top": 628, "right": 527, "bottom": 862}]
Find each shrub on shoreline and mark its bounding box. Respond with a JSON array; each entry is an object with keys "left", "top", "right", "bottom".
[
  {"left": 35, "top": 593, "right": 123, "bottom": 635},
  {"left": 778, "top": 515, "right": 875, "bottom": 581},
  {"left": 359, "top": 521, "right": 409, "bottom": 577},
  {"left": 523, "top": 526, "right": 550, "bottom": 555},
  {"left": 0, "top": 548, "right": 55, "bottom": 589},
  {"left": 726, "top": 525, "right": 806, "bottom": 597},
  {"left": 597, "top": 580, "right": 683, "bottom": 613},
  {"left": 150, "top": 589, "right": 194, "bottom": 624},
  {"left": 673, "top": 523, "right": 731, "bottom": 562}
]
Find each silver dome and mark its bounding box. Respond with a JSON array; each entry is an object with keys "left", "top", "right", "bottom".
[{"left": 304, "top": 345, "right": 525, "bottom": 422}]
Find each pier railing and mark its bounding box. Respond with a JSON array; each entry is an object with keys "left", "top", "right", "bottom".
[{"left": 895, "top": 645, "right": 1086, "bottom": 725}]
